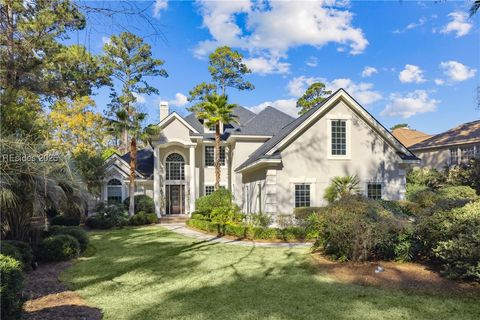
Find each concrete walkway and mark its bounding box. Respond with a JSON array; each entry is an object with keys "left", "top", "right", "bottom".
[{"left": 160, "top": 223, "right": 313, "bottom": 248}]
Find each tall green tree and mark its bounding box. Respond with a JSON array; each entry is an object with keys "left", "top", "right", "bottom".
[
  {"left": 189, "top": 94, "right": 238, "bottom": 189},
  {"left": 296, "top": 82, "right": 332, "bottom": 115},
  {"left": 390, "top": 123, "right": 409, "bottom": 131},
  {"left": 102, "top": 32, "right": 167, "bottom": 216},
  {"left": 187, "top": 46, "right": 253, "bottom": 190},
  {"left": 0, "top": 0, "right": 107, "bottom": 136}
]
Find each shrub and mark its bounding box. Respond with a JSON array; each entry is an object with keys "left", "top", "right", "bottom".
[
  {"left": 123, "top": 195, "right": 154, "bottom": 214},
  {"left": 281, "top": 226, "right": 306, "bottom": 242},
  {"left": 293, "top": 207, "right": 323, "bottom": 221},
  {"left": 0, "top": 241, "right": 33, "bottom": 270},
  {"left": 86, "top": 203, "right": 129, "bottom": 229},
  {"left": 195, "top": 189, "right": 233, "bottom": 215},
  {"left": 439, "top": 185, "right": 477, "bottom": 201},
  {"left": 408, "top": 188, "right": 438, "bottom": 208},
  {"left": 38, "top": 235, "right": 80, "bottom": 261},
  {"left": 313, "top": 196, "right": 404, "bottom": 262},
  {"left": 431, "top": 201, "right": 480, "bottom": 281},
  {"left": 377, "top": 200, "right": 417, "bottom": 217},
  {"left": 50, "top": 214, "right": 81, "bottom": 226},
  {"left": 251, "top": 227, "right": 280, "bottom": 240},
  {"left": 186, "top": 219, "right": 218, "bottom": 234},
  {"left": 407, "top": 167, "right": 445, "bottom": 190},
  {"left": 323, "top": 175, "right": 361, "bottom": 203},
  {"left": 0, "top": 254, "right": 24, "bottom": 320},
  {"left": 446, "top": 158, "right": 480, "bottom": 193},
  {"left": 246, "top": 212, "right": 273, "bottom": 228},
  {"left": 47, "top": 226, "right": 89, "bottom": 253},
  {"left": 191, "top": 212, "right": 208, "bottom": 220},
  {"left": 129, "top": 212, "right": 158, "bottom": 226},
  {"left": 224, "top": 223, "right": 247, "bottom": 238}
]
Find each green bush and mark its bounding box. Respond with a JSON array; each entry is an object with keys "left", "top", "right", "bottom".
[
  {"left": 123, "top": 195, "right": 155, "bottom": 214},
  {"left": 245, "top": 212, "right": 272, "bottom": 228},
  {"left": 281, "top": 226, "right": 306, "bottom": 242},
  {"left": 407, "top": 188, "right": 438, "bottom": 207},
  {"left": 50, "top": 214, "right": 81, "bottom": 226},
  {"left": 293, "top": 207, "right": 323, "bottom": 221},
  {"left": 439, "top": 185, "right": 477, "bottom": 201},
  {"left": 186, "top": 219, "right": 219, "bottom": 234},
  {"left": 251, "top": 227, "right": 281, "bottom": 240},
  {"left": 407, "top": 167, "right": 446, "bottom": 190},
  {"left": 313, "top": 196, "right": 404, "bottom": 262},
  {"left": 224, "top": 223, "right": 248, "bottom": 238},
  {"left": 195, "top": 189, "right": 233, "bottom": 215},
  {"left": 191, "top": 212, "right": 208, "bottom": 220},
  {"left": 38, "top": 234, "right": 80, "bottom": 261},
  {"left": 47, "top": 226, "right": 89, "bottom": 253},
  {"left": 431, "top": 201, "right": 480, "bottom": 281},
  {"left": 129, "top": 212, "right": 158, "bottom": 226},
  {"left": 445, "top": 158, "right": 480, "bottom": 193},
  {"left": 86, "top": 203, "right": 129, "bottom": 229},
  {"left": 377, "top": 200, "right": 418, "bottom": 217},
  {"left": 0, "top": 254, "right": 24, "bottom": 320},
  {"left": 0, "top": 241, "right": 33, "bottom": 270}
]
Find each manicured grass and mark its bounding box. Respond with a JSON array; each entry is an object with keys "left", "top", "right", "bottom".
[{"left": 62, "top": 226, "right": 480, "bottom": 320}]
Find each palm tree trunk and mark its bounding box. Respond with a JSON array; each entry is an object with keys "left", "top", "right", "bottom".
[
  {"left": 128, "top": 137, "right": 137, "bottom": 216},
  {"left": 214, "top": 122, "right": 221, "bottom": 190}
]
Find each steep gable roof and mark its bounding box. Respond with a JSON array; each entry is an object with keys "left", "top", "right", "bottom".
[
  {"left": 120, "top": 148, "right": 154, "bottom": 179},
  {"left": 236, "top": 89, "right": 419, "bottom": 172},
  {"left": 410, "top": 120, "right": 480, "bottom": 150},
  {"left": 392, "top": 127, "right": 432, "bottom": 147},
  {"left": 232, "top": 106, "right": 295, "bottom": 136}
]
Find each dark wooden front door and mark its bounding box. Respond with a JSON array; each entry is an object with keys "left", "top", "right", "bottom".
[{"left": 166, "top": 185, "right": 184, "bottom": 215}]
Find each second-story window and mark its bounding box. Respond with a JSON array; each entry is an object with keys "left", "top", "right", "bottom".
[
  {"left": 205, "top": 146, "right": 226, "bottom": 166},
  {"left": 331, "top": 120, "right": 347, "bottom": 156}
]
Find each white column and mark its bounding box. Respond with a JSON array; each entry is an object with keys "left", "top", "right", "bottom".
[
  {"left": 189, "top": 145, "right": 196, "bottom": 214},
  {"left": 154, "top": 146, "right": 161, "bottom": 217},
  {"left": 264, "top": 169, "right": 277, "bottom": 215}
]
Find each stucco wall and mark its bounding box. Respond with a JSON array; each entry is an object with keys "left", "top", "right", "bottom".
[
  {"left": 240, "top": 100, "right": 406, "bottom": 217},
  {"left": 413, "top": 142, "right": 479, "bottom": 170}
]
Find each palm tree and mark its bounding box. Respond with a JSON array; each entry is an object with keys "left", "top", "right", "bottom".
[
  {"left": 109, "top": 109, "right": 159, "bottom": 216},
  {"left": 189, "top": 94, "right": 238, "bottom": 189},
  {"left": 471, "top": 0, "right": 480, "bottom": 17},
  {"left": 324, "top": 175, "right": 361, "bottom": 203}
]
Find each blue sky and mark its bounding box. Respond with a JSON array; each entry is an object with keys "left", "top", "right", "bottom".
[{"left": 70, "top": 0, "right": 479, "bottom": 135}]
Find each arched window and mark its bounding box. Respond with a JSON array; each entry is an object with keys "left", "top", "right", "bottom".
[
  {"left": 166, "top": 153, "right": 185, "bottom": 180},
  {"left": 107, "top": 179, "right": 122, "bottom": 203}
]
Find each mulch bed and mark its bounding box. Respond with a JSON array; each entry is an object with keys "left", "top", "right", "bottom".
[
  {"left": 311, "top": 255, "right": 480, "bottom": 295},
  {"left": 22, "top": 261, "right": 102, "bottom": 320}
]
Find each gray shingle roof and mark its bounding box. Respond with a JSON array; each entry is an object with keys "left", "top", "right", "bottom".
[
  {"left": 120, "top": 148, "right": 154, "bottom": 178},
  {"left": 232, "top": 106, "right": 295, "bottom": 136}
]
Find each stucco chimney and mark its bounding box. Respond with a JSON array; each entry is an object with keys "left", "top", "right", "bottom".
[{"left": 159, "top": 101, "right": 169, "bottom": 122}]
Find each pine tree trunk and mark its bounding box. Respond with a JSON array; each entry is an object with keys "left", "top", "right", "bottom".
[
  {"left": 128, "top": 137, "right": 137, "bottom": 216},
  {"left": 214, "top": 122, "right": 221, "bottom": 190},
  {"left": 5, "top": 0, "right": 15, "bottom": 85}
]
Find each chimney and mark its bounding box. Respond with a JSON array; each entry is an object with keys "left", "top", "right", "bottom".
[{"left": 159, "top": 101, "right": 169, "bottom": 122}]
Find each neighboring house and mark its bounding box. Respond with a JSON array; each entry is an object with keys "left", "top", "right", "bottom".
[
  {"left": 409, "top": 120, "right": 480, "bottom": 170},
  {"left": 102, "top": 89, "right": 419, "bottom": 220},
  {"left": 392, "top": 127, "right": 432, "bottom": 148}
]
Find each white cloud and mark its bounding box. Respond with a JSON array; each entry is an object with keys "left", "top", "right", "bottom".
[
  {"left": 381, "top": 90, "right": 439, "bottom": 118},
  {"left": 132, "top": 92, "right": 146, "bottom": 104},
  {"left": 393, "top": 16, "right": 427, "bottom": 34},
  {"left": 169, "top": 92, "right": 188, "bottom": 107},
  {"left": 439, "top": 60, "right": 476, "bottom": 82},
  {"left": 305, "top": 56, "right": 318, "bottom": 68},
  {"left": 440, "top": 12, "right": 472, "bottom": 37},
  {"left": 361, "top": 66, "right": 378, "bottom": 78},
  {"left": 248, "top": 98, "right": 298, "bottom": 117},
  {"left": 286, "top": 76, "right": 382, "bottom": 106},
  {"left": 101, "top": 36, "right": 111, "bottom": 45},
  {"left": 153, "top": 0, "right": 168, "bottom": 18},
  {"left": 434, "top": 78, "right": 444, "bottom": 85},
  {"left": 327, "top": 78, "right": 382, "bottom": 106},
  {"left": 244, "top": 55, "right": 290, "bottom": 75},
  {"left": 194, "top": 0, "right": 368, "bottom": 74},
  {"left": 398, "top": 64, "right": 426, "bottom": 83}
]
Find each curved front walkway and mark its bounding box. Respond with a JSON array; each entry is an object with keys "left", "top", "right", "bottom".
[{"left": 160, "top": 223, "right": 313, "bottom": 248}]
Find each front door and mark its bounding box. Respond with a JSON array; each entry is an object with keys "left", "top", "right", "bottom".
[{"left": 166, "top": 185, "right": 184, "bottom": 215}]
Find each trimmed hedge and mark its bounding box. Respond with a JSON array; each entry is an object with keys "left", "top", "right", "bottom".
[
  {"left": 439, "top": 185, "right": 477, "bottom": 201},
  {"left": 123, "top": 195, "right": 155, "bottom": 214},
  {"left": 51, "top": 214, "right": 81, "bottom": 226},
  {"left": 38, "top": 235, "right": 80, "bottom": 261},
  {"left": 47, "top": 226, "right": 89, "bottom": 253},
  {"left": 293, "top": 207, "right": 323, "bottom": 220},
  {"left": 0, "top": 241, "right": 33, "bottom": 270},
  {"left": 186, "top": 219, "right": 312, "bottom": 242},
  {"left": 0, "top": 254, "right": 24, "bottom": 320},
  {"left": 129, "top": 212, "right": 158, "bottom": 226}
]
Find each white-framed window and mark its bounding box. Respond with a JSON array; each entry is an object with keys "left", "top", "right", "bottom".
[
  {"left": 204, "top": 145, "right": 226, "bottom": 167},
  {"left": 367, "top": 183, "right": 382, "bottom": 200},
  {"left": 205, "top": 185, "right": 215, "bottom": 196},
  {"left": 107, "top": 179, "right": 122, "bottom": 203},
  {"left": 331, "top": 120, "right": 347, "bottom": 156},
  {"left": 450, "top": 148, "right": 459, "bottom": 165},
  {"left": 166, "top": 153, "right": 185, "bottom": 180},
  {"left": 460, "top": 147, "right": 475, "bottom": 163},
  {"left": 294, "top": 184, "right": 311, "bottom": 208}
]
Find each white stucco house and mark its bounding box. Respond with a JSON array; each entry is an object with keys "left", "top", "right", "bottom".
[{"left": 102, "top": 89, "right": 420, "bottom": 219}]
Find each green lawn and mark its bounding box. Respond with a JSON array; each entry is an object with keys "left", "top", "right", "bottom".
[{"left": 62, "top": 226, "right": 479, "bottom": 320}]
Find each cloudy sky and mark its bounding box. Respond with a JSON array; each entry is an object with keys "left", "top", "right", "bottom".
[{"left": 70, "top": 0, "right": 479, "bottom": 134}]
